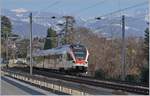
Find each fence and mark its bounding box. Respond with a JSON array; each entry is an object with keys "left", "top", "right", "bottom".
[{"left": 1, "top": 68, "right": 114, "bottom": 95}]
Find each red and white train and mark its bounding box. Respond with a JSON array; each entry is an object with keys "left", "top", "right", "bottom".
[{"left": 28, "top": 44, "right": 89, "bottom": 73}]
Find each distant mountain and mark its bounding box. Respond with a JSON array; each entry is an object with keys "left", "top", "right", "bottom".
[
  {"left": 2, "top": 8, "right": 62, "bottom": 38},
  {"left": 81, "top": 15, "right": 148, "bottom": 38},
  {"left": 2, "top": 8, "right": 148, "bottom": 38}
]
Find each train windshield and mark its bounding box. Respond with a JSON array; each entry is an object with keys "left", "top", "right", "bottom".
[{"left": 71, "top": 45, "right": 86, "bottom": 59}]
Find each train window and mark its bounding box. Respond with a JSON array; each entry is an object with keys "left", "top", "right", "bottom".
[
  {"left": 74, "top": 51, "right": 86, "bottom": 59},
  {"left": 67, "top": 53, "right": 73, "bottom": 61},
  {"left": 71, "top": 44, "right": 86, "bottom": 59}
]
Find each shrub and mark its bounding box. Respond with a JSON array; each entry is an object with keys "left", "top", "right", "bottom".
[
  {"left": 94, "top": 69, "right": 106, "bottom": 79},
  {"left": 125, "top": 74, "right": 139, "bottom": 83},
  {"left": 140, "top": 67, "right": 149, "bottom": 84}
]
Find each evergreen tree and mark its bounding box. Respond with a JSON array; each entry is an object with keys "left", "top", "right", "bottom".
[
  {"left": 44, "top": 27, "right": 57, "bottom": 49},
  {"left": 1, "top": 16, "right": 12, "bottom": 38},
  {"left": 1, "top": 16, "right": 12, "bottom": 61}
]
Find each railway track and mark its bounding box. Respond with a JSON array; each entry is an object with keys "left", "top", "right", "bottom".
[
  {"left": 7, "top": 66, "right": 149, "bottom": 95},
  {"left": 10, "top": 66, "right": 148, "bottom": 87},
  {"left": 34, "top": 67, "right": 149, "bottom": 88}
]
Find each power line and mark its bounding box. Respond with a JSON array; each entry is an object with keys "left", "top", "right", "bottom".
[
  {"left": 82, "top": 1, "right": 148, "bottom": 23},
  {"left": 11, "top": 1, "right": 148, "bottom": 20},
  {"left": 34, "top": 0, "right": 61, "bottom": 17},
  {"left": 6, "top": 1, "right": 148, "bottom": 27},
  {"left": 74, "top": 0, "right": 108, "bottom": 16},
  {"left": 6, "top": 1, "right": 61, "bottom": 19},
  {"left": 98, "top": 2, "right": 148, "bottom": 18}
]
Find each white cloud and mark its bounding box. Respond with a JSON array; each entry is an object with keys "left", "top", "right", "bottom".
[{"left": 11, "top": 8, "right": 28, "bottom": 13}]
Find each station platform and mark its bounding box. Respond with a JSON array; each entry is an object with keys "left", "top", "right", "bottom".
[{"left": 1, "top": 75, "right": 55, "bottom": 95}]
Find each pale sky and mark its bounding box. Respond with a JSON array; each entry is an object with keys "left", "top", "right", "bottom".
[{"left": 2, "top": 0, "right": 149, "bottom": 18}]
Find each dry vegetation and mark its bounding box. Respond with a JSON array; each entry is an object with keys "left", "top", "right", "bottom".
[{"left": 73, "top": 27, "right": 145, "bottom": 79}]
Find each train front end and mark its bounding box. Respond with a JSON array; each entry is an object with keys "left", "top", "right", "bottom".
[{"left": 70, "top": 44, "right": 89, "bottom": 73}]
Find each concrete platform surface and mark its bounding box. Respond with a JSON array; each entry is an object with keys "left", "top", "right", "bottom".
[{"left": 1, "top": 75, "right": 55, "bottom": 95}]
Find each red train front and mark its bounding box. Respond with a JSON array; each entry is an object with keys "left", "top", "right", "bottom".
[{"left": 68, "top": 44, "right": 89, "bottom": 73}]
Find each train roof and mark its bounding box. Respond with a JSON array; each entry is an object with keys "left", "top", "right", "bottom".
[
  {"left": 31, "top": 44, "right": 71, "bottom": 57},
  {"left": 27, "top": 44, "right": 87, "bottom": 57}
]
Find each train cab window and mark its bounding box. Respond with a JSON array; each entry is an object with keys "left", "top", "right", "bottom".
[
  {"left": 74, "top": 51, "right": 86, "bottom": 60},
  {"left": 71, "top": 44, "right": 87, "bottom": 59},
  {"left": 67, "top": 53, "right": 73, "bottom": 61}
]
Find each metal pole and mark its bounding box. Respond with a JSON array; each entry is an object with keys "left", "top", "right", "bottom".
[
  {"left": 6, "top": 31, "right": 8, "bottom": 67},
  {"left": 121, "top": 15, "right": 126, "bottom": 81},
  {"left": 29, "top": 13, "right": 33, "bottom": 75}
]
